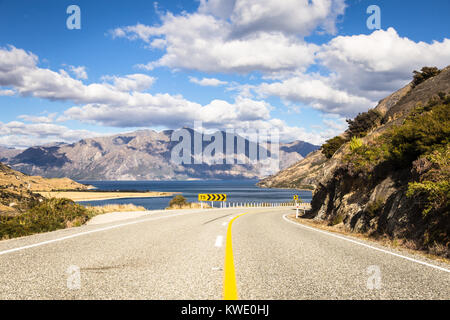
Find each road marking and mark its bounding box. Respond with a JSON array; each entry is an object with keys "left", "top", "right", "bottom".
[
  {"left": 215, "top": 235, "right": 223, "bottom": 247},
  {"left": 223, "top": 212, "right": 248, "bottom": 300},
  {"left": 282, "top": 214, "right": 450, "bottom": 273},
  {"left": 0, "top": 211, "right": 201, "bottom": 257}
]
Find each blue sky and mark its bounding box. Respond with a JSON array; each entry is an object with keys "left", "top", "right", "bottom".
[{"left": 0, "top": 0, "right": 449, "bottom": 147}]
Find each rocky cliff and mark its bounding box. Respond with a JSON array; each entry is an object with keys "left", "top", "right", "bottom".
[{"left": 259, "top": 66, "right": 450, "bottom": 257}]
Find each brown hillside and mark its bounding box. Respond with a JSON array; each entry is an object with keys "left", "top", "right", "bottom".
[{"left": 0, "top": 162, "right": 89, "bottom": 214}]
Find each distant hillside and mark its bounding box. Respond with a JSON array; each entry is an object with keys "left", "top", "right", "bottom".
[
  {"left": 0, "top": 146, "right": 21, "bottom": 162},
  {"left": 259, "top": 66, "right": 450, "bottom": 257},
  {"left": 0, "top": 162, "right": 88, "bottom": 214},
  {"left": 1, "top": 129, "right": 319, "bottom": 181}
]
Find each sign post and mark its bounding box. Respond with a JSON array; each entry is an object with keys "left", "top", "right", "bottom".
[
  {"left": 293, "top": 195, "right": 299, "bottom": 218},
  {"left": 198, "top": 194, "right": 227, "bottom": 209}
]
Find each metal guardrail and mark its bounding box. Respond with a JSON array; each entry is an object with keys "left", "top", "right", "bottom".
[{"left": 200, "top": 202, "right": 312, "bottom": 209}]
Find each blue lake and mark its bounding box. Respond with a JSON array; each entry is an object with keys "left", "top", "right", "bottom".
[{"left": 76, "top": 180, "right": 312, "bottom": 210}]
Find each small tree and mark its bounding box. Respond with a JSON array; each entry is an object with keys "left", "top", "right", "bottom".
[
  {"left": 169, "top": 195, "right": 188, "bottom": 208},
  {"left": 346, "top": 109, "right": 382, "bottom": 138},
  {"left": 412, "top": 67, "right": 441, "bottom": 88},
  {"left": 321, "top": 136, "right": 346, "bottom": 159}
]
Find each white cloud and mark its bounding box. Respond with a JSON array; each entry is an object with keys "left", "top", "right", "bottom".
[
  {"left": 228, "top": 0, "right": 346, "bottom": 37},
  {"left": 68, "top": 65, "right": 88, "bottom": 80},
  {"left": 18, "top": 113, "right": 57, "bottom": 123},
  {"left": 101, "top": 74, "right": 156, "bottom": 92},
  {"left": 112, "top": 1, "right": 347, "bottom": 74},
  {"left": 115, "top": 13, "right": 318, "bottom": 74},
  {"left": 198, "top": 0, "right": 346, "bottom": 36},
  {"left": 256, "top": 73, "right": 375, "bottom": 116},
  {"left": 189, "top": 76, "right": 227, "bottom": 86},
  {"left": 0, "top": 45, "right": 337, "bottom": 146},
  {"left": 253, "top": 28, "right": 450, "bottom": 117},
  {"left": 0, "top": 46, "right": 158, "bottom": 106},
  {"left": 0, "top": 89, "right": 15, "bottom": 96},
  {"left": 0, "top": 120, "right": 100, "bottom": 148},
  {"left": 318, "top": 27, "right": 450, "bottom": 100},
  {"left": 64, "top": 95, "right": 272, "bottom": 128},
  {"left": 0, "top": 46, "right": 279, "bottom": 133}
]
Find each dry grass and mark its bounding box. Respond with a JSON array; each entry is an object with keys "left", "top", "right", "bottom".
[
  {"left": 166, "top": 202, "right": 211, "bottom": 210},
  {"left": 39, "top": 191, "right": 175, "bottom": 201},
  {"left": 85, "top": 203, "right": 147, "bottom": 214}
]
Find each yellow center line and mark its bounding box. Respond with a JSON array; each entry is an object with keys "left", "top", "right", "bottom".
[{"left": 223, "top": 212, "right": 248, "bottom": 300}]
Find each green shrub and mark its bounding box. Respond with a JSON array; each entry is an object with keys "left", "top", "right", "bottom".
[
  {"left": 345, "top": 136, "right": 390, "bottom": 172},
  {"left": 387, "top": 103, "right": 450, "bottom": 166},
  {"left": 407, "top": 180, "right": 450, "bottom": 217},
  {"left": 321, "top": 136, "right": 346, "bottom": 159},
  {"left": 406, "top": 146, "right": 450, "bottom": 217},
  {"left": 0, "top": 198, "right": 91, "bottom": 240},
  {"left": 168, "top": 195, "right": 188, "bottom": 207},
  {"left": 346, "top": 109, "right": 382, "bottom": 138},
  {"left": 349, "top": 137, "right": 363, "bottom": 151},
  {"left": 412, "top": 67, "right": 441, "bottom": 88},
  {"left": 346, "top": 97, "right": 449, "bottom": 172}
]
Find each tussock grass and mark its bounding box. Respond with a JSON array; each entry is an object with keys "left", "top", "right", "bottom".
[
  {"left": 85, "top": 203, "right": 147, "bottom": 214},
  {"left": 166, "top": 202, "right": 210, "bottom": 210}
]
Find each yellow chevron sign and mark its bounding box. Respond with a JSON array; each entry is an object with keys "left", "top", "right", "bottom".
[
  {"left": 293, "top": 195, "right": 299, "bottom": 201},
  {"left": 198, "top": 194, "right": 227, "bottom": 202}
]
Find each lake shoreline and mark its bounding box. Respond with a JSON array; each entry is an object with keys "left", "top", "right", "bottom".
[{"left": 38, "top": 191, "right": 177, "bottom": 202}]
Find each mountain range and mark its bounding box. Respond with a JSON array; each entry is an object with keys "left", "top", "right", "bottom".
[{"left": 0, "top": 129, "right": 318, "bottom": 181}]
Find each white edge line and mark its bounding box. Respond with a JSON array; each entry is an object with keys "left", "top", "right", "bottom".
[
  {"left": 0, "top": 211, "right": 197, "bottom": 256},
  {"left": 282, "top": 214, "right": 450, "bottom": 273}
]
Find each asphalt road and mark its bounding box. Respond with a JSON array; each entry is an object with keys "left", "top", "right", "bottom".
[{"left": 0, "top": 207, "right": 449, "bottom": 299}]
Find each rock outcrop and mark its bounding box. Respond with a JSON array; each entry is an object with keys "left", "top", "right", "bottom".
[{"left": 259, "top": 66, "right": 450, "bottom": 257}]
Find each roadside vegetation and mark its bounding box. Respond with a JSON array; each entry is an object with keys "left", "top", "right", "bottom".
[
  {"left": 321, "top": 67, "right": 443, "bottom": 160},
  {"left": 321, "top": 136, "right": 346, "bottom": 159},
  {"left": 345, "top": 93, "right": 449, "bottom": 172},
  {"left": 343, "top": 93, "right": 449, "bottom": 250},
  {"left": 166, "top": 195, "right": 210, "bottom": 209},
  {"left": 85, "top": 203, "right": 146, "bottom": 214},
  {"left": 412, "top": 66, "right": 441, "bottom": 88},
  {"left": 321, "top": 109, "right": 383, "bottom": 159},
  {"left": 0, "top": 197, "right": 149, "bottom": 240},
  {"left": 0, "top": 198, "right": 94, "bottom": 240}
]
